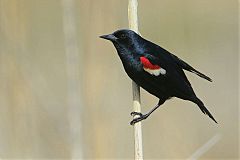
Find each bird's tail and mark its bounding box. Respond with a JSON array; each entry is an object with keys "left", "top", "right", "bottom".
[{"left": 193, "top": 97, "right": 217, "bottom": 123}]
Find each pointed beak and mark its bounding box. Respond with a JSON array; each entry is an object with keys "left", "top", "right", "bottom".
[{"left": 99, "top": 34, "right": 117, "bottom": 41}]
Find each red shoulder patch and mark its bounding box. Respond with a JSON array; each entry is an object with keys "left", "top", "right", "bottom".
[{"left": 140, "top": 57, "right": 160, "bottom": 69}]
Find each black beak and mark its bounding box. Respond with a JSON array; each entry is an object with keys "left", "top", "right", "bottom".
[{"left": 99, "top": 34, "right": 117, "bottom": 41}]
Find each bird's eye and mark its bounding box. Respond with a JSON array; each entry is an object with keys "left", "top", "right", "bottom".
[{"left": 120, "top": 34, "right": 126, "bottom": 39}]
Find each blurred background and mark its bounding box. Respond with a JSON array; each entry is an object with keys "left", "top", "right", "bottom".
[{"left": 0, "top": 0, "right": 238, "bottom": 159}]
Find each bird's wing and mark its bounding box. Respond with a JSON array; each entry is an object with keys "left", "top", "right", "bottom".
[
  {"left": 170, "top": 54, "right": 212, "bottom": 82},
  {"left": 140, "top": 54, "right": 196, "bottom": 98},
  {"left": 139, "top": 56, "right": 166, "bottom": 76}
]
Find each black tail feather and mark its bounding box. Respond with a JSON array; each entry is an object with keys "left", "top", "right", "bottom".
[{"left": 194, "top": 97, "right": 217, "bottom": 123}]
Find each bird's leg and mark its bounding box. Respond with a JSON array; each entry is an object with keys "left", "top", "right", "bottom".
[
  {"left": 130, "top": 103, "right": 160, "bottom": 125},
  {"left": 130, "top": 99, "right": 166, "bottom": 125}
]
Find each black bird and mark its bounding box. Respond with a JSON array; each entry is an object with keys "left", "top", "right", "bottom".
[{"left": 100, "top": 29, "right": 217, "bottom": 125}]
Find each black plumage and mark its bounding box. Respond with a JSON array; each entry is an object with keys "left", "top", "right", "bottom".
[{"left": 100, "top": 29, "right": 217, "bottom": 125}]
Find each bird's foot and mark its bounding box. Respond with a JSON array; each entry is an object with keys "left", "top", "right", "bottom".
[
  {"left": 130, "top": 112, "right": 143, "bottom": 117},
  {"left": 130, "top": 112, "right": 148, "bottom": 125}
]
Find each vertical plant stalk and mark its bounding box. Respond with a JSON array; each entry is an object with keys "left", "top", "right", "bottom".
[
  {"left": 62, "top": 0, "right": 83, "bottom": 158},
  {"left": 128, "top": 0, "right": 143, "bottom": 159}
]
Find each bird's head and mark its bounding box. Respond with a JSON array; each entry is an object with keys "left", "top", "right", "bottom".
[{"left": 100, "top": 29, "right": 143, "bottom": 54}]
